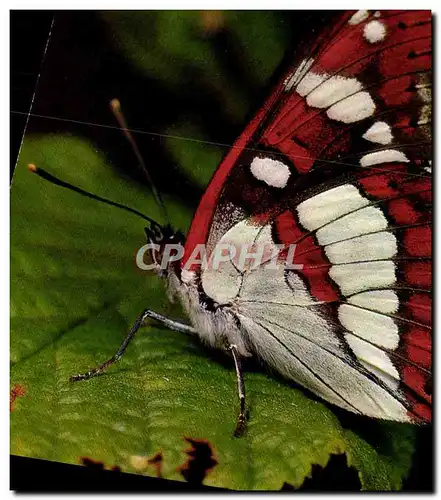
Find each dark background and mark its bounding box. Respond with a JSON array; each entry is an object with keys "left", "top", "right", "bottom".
[{"left": 10, "top": 10, "right": 433, "bottom": 492}]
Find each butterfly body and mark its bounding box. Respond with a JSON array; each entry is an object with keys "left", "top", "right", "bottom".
[
  {"left": 168, "top": 268, "right": 252, "bottom": 359},
  {"left": 155, "top": 10, "right": 432, "bottom": 424}
]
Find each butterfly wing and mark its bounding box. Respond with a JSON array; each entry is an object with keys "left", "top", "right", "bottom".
[{"left": 182, "top": 10, "right": 431, "bottom": 422}]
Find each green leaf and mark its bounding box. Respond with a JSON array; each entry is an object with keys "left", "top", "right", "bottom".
[{"left": 11, "top": 135, "right": 416, "bottom": 490}]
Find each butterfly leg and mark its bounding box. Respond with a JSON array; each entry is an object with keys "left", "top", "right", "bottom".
[
  {"left": 229, "top": 344, "right": 247, "bottom": 437},
  {"left": 69, "top": 309, "right": 196, "bottom": 382},
  {"left": 144, "top": 310, "right": 197, "bottom": 335}
]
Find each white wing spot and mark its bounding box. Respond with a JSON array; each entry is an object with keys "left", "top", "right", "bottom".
[
  {"left": 348, "top": 10, "right": 369, "bottom": 25},
  {"left": 327, "top": 91, "right": 376, "bottom": 123},
  {"left": 360, "top": 149, "right": 409, "bottom": 167},
  {"left": 202, "top": 261, "right": 241, "bottom": 304},
  {"left": 284, "top": 58, "right": 315, "bottom": 91},
  {"left": 325, "top": 231, "right": 397, "bottom": 264},
  {"left": 348, "top": 290, "right": 399, "bottom": 314},
  {"left": 316, "top": 205, "right": 388, "bottom": 246},
  {"left": 339, "top": 304, "right": 399, "bottom": 350},
  {"left": 363, "top": 121, "right": 393, "bottom": 145},
  {"left": 345, "top": 334, "right": 400, "bottom": 389},
  {"left": 425, "top": 160, "right": 432, "bottom": 173},
  {"left": 418, "top": 104, "right": 431, "bottom": 126},
  {"left": 296, "top": 71, "right": 327, "bottom": 97},
  {"left": 294, "top": 68, "right": 375, "bottom": 123},
  {"left": 329, "top": 260, "right": 396, "bottom": 296},
  {"left": 298, "top": 183, "right": 398, "bottom": 296},
  {"left": 297, "top": 184, "right": 369, "bottom": 231},
  {"left": 306, "top": 75, "right": 363, "bottom": 109},
  {"left": 364, "top": 20, "right": 387, "bottom": 43},
  {"left": 250, "top": 157, "right": 291, "bottom": 188}
]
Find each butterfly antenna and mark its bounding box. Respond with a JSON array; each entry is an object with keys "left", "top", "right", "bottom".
[
  {"left": 110, "top": 98, "right": 170, "bottom": 226},
  {"left": 27, "top": 163, "right": 160, "bottom": 226}
]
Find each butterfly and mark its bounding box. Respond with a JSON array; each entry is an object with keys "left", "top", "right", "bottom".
[{"left": 63, "top": 9, "right": 432, "bottom": 436}]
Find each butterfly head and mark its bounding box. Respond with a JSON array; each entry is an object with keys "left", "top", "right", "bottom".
[{"left": 144, "top": 221, "right": 185, "bottom": 276}]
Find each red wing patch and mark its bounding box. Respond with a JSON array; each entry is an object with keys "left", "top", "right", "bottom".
[{"left": 274, "top": 211, "right": 340, "bottom": 302}]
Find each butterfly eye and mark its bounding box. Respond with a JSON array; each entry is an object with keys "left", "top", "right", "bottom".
[
  {"left": 149, "top": 221, "right": 164, "bottom": 241},
  {"left": 144, "top": 224, "right": 163, "bottom": 244},
  {"left": 144, "top": 227, "right": 153, "bottom": 242}
]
